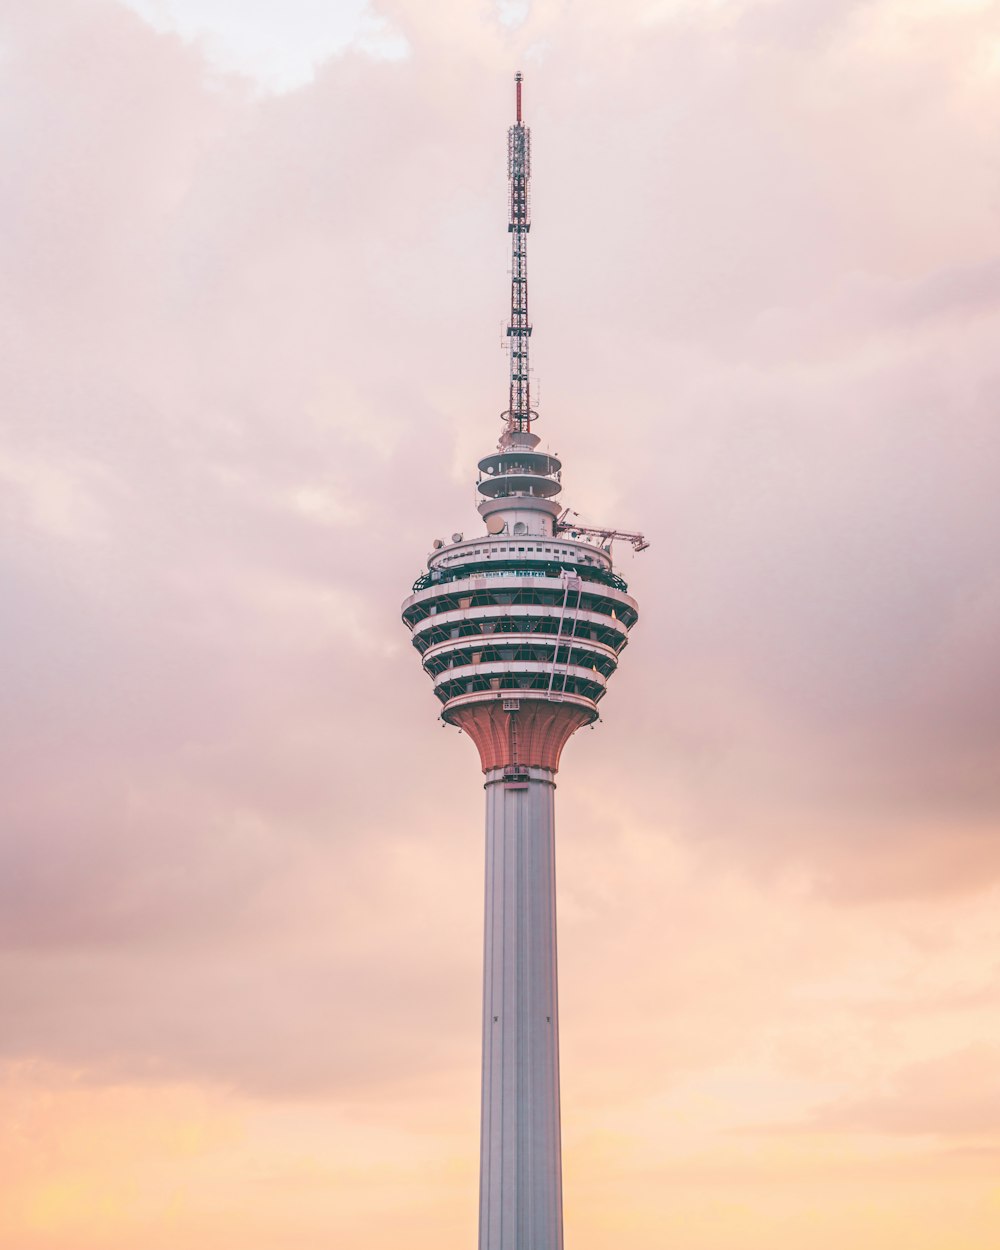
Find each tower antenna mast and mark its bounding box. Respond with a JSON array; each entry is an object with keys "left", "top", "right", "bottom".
[{"left": 504, "top": 71, "right": 535, "bottom": 435}]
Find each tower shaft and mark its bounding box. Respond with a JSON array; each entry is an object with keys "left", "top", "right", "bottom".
[{"left": 480, "top": 766, "right": 563, "bottom": 1250}]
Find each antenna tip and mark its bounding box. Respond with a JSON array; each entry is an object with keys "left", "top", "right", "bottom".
[{"left": 515, "top": 71, "right": 523, "bottom": 123}]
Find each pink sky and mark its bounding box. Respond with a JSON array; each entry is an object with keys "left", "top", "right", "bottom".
[{"left": 2, "top": 0, "right": 1000, "bottom": 1246}]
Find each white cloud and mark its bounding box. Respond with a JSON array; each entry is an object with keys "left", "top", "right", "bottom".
[{"left": 120, "top": 0, "right": 408, "bottom": 90}]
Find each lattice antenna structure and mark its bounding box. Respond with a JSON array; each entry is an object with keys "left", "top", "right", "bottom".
[{"left": 503, "top": 71, "right": 536, "bottom": 435}]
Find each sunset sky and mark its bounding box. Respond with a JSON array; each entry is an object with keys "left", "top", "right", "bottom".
[{"left": 2, "top": 0, "right": 1000, "bottom": 1247}]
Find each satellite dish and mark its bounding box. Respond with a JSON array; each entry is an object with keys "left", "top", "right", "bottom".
[
  {"left": 486, "top": 515, "right": 505, "bottom": 535},
  {"left": 432, "top": 538, "right": 444, "bottom": 549},
  {"left": 451, "top": 532, "right": 463, "bottom": 543}
]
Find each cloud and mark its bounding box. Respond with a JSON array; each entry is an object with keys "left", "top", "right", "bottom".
[
  {"left": 806, "top": 1046, "right": 1000, "bottom": 1137},
  {"left": 0, "top": 13, "right": 999, "bottom": 1250},
  {"left": 118, "top": 0, "right": 408, "bottom": 90}
]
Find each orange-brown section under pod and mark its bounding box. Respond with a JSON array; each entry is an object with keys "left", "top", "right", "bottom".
[{"left": 447, "top": 700, "right": 593, "bottom": 772}]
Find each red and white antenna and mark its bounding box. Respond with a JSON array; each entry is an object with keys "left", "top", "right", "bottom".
[{"left": 503, "top": 71, "right": 535, "bottom": 435}]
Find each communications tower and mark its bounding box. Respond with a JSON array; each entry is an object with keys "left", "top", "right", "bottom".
[{"left": 401, "top": 73, "right": 645, "bottom": 1250}]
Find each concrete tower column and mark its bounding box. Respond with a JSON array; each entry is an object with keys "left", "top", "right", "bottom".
[{"left": 479, "top": 765, "right": 563, "bottom": 1250}]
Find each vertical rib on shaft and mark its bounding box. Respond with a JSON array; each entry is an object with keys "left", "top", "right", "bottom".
[{"left": 479, "top": 770, "right": 563, "bottom": 1250}]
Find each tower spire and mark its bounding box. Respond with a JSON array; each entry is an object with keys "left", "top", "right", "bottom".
[{"left": 504, "top": 71, "right": 534, "bottom": 436}]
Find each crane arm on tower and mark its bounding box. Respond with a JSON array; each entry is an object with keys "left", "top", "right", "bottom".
[{"left": 555, "top": 517, "right": 650, "bottom": 553}]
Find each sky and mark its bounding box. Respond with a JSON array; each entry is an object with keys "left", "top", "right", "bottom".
[{"left": 1, "top": 0, "right": 1000, "bottom": 1246}]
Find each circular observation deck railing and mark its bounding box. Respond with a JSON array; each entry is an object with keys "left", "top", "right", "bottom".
[
  {"left": 476, "top": 448, "right": 563, "bottom": 501},
  {"left": 411, "top": 559, "right": 631, "bottom": 597},
  {"left": 477, "top": 473, "right": 562, "bottom": 499}
]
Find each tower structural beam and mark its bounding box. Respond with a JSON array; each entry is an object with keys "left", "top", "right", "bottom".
[{"left": 480, "top": 765, "right": 562, "bottom": 1250}]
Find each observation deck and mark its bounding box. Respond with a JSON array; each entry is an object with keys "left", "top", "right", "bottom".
[
  {"left": 402, "top": 423, "right": 640, "bottom": 771},
  {"left": 402, "top": 496, "right": 639, "bottom": 771},
  {"left": 477, "top": 448, "right": 562, "bottom": 498}
]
